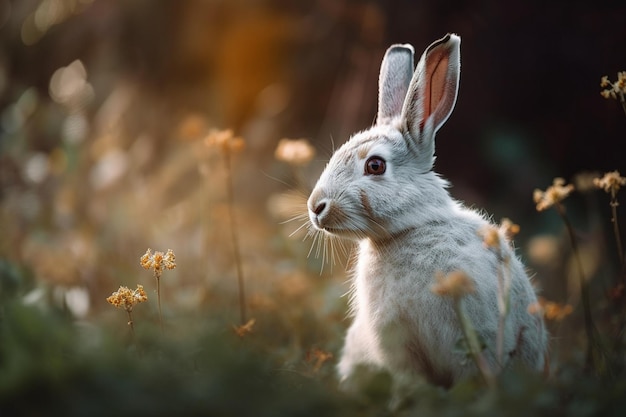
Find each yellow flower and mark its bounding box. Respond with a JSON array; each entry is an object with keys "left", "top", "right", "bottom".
[
  {"left": 527, "top": 297, "right": 573, "bottom": 321},
  {"left": 478, "top": 218, "right": 520, "bottom": 251},
  {"left": 500, "top": 218, "right": 520, "bottom": 241},
  {"left": 306, "top": 348, "right": 334, "bottom": 372},
  {"left": 593, "top": 170, "right": 626, "bottom": 195},
  {"left": 533, "top": 177, "right": 574, "bottom": 211},
  {"left": 204, "top": 129, "right": 245, "bottom": 153},
  {"left": 600, "top": 72, "right": 626, "bottom": 100},
  {"left": 478, "top": 224, "right": 501, "bottom": 249},
  {"left": 274, "top": 138, "right": 316, "bottom": 166},
  {"left": 618, "top": 71, "right": 626, "bottom": 89},
  {"left": 106, "top": 285, "right": 148, "bottom": 312},
  {"left": 601, "top": 76, "right": 610, "bottom": 88},
  {"left": 431, "top": 270, "right": 475, "bottom": 300},
  {"left": 141, "top": 248, "right": 176, "bottom": 277},
  {"left": 233, "top": 318, "right": 256, "bottom": 337}
]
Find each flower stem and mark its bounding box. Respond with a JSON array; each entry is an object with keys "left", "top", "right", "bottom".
[
  {"left": 454, "top": 300, "right": 496, "bottom": 387},
  {"left": 155, "top": 273, "right": 164, "bottom": 332},
  {"left": 609, "top": 192, "right": 624, "bottom": 272},
  {"left": 494, "top": 250, "right": 511, "bottom": 369},
  {"left": 224, "top": 148, "right": 246, "bottom": 325},
  {"left": 127, "top": 310, "right": 135, "bottom": 338},
  {"left": 556, "top": 202, "right": 597, "bottom": 371},
  {"left": 619, "top": 91, "right": 626, "bottom": 118}
]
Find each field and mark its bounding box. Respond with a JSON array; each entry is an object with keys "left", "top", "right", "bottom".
[{"left": 1, "top": 1, "right": 626, "bottom": 415}]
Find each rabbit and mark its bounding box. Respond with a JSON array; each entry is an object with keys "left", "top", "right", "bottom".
[{"left": 306, "top": 34, "right": 548, "bottom": 397}]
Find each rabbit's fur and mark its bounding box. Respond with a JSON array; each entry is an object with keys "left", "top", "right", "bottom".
[{"left": 307, "top": 34, "right": 548, "bottom": 392}]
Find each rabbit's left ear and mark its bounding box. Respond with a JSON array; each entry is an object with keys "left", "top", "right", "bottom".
[
  {"left": 377, "top": 44, "right": 414, "bottom": 125},
  {"left": 401, "top": 34, "right": 460, "bottom": 146}
]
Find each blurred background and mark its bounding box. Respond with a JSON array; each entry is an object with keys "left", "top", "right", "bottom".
[{"left": 1, "top": 0, "right": 625, "bottom": 368}]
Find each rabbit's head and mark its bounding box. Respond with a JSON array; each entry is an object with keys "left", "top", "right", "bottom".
[{"left": 308, "top": 34, "right": 460, "bottom": 241}]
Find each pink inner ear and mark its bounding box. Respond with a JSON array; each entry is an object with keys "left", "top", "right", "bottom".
[{"left": 421, "top": 52, "right": 450, "bottom": 129}]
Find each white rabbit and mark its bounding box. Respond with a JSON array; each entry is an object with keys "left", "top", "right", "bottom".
[{"left": 307, "top": 34, "right": 547, "bottom": 395}]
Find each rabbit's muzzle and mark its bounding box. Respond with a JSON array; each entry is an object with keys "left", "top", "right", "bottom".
[
  {"left": 309, "top": 196, "right": 332, "bottom": 231},
  {"left": 308, "top": 186, "right": 346, "bottom": 233}
]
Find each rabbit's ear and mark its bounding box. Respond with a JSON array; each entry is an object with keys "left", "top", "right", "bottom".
[
  {"left": 401, "top": 34, "right": 460, "bottom": 152},
  {"left": 376, "top": 44, "right": 414, "bottom": 125}
]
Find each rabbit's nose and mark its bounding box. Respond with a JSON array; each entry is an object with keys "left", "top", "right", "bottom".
[
  {"left": 313, "top": 201, "right": 327, "bottom": 216},
  {"left": 308, "top": 189, "right": 331, "bottom": 229}
]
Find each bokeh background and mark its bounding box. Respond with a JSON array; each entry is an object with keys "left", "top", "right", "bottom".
[{"left": 1, "top": 0, "right": 626, "bottom": 414}]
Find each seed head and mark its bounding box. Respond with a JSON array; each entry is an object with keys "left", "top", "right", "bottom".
[
  {"left": 527, "top": 297, "right": 573, "bottom": 321},
  {"left": 106, "top": 285, "right": 148, "bottom": 312},
  {"left": 600, "top": 72, "right": 626, "bottom": 100},
  {"left": 204, "top": 129, "right": 245, "bottom": 153},
  {"left": 274, "top": 138, "right": 316, "bottom": 166},
  {"left": 141, "top": 248, "right": 176, "bottom": 277},
  {"left": 593, "top": 170, "right": 626, "bottom": 195},
  {"left": 533, "top": 177, "right": 574, "bottom": 211},
  {"left": 233, "top": 318, "right": 256, "bottom": 338},
  {"left": 432, "top": 270, "right": 475, "bottom": 300}
]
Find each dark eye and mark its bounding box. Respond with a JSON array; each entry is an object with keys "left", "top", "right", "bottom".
[{"left": 365, "top": 156, "right": 386, "bottom": 176}]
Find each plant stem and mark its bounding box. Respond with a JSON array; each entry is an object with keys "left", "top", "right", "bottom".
[
  {"left": 127, "top": 310, "right": 135, "bottom": 338},
  {"left": 556, "top": 202, "right": 597, "bottom": 371},
  {"left": 224, "top": 148, "right": 246, "bottom": 325},
  {"left": 454, "top": 300, "right": 496, "bottom": 387},
  {"left": 495, "top": 251, "right": 511, "bottom": 369},
  {"left": 609, "top": 192, "right": 624, "bottom": 272},
  {"left": 155, "top": 273, "right": 164, "bottom": 332}
]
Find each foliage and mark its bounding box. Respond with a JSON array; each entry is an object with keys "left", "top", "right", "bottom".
[{"left": 1, "top": 1, "right": 626, "bottom": 416}]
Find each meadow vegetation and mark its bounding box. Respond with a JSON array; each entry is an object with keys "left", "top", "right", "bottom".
[{"left": 1, "top": 1, "right": 626, "bottom": 415}]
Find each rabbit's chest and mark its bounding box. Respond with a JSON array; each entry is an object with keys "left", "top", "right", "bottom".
[{"left": 354, "top": 242, "right": 429, "bottom": 324}]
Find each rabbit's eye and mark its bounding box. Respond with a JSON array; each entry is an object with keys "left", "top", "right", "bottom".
[{"left": 365, "top": 156, "right": 386, "bottom": 176}]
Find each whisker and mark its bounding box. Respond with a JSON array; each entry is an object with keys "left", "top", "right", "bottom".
[
  {"left": 280, "top": 212, "right": 309, "bottom": 225},
  {"left": 288, "top": 219, "right": 311, "bottom": 238},
  {"left": 260, "top": 170, "right": 296, "bottom": 188},
  {"left": 306, "top": 229, "right": 319, "bottom": 258}
]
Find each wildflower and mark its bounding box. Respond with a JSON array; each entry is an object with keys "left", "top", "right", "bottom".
[
  {"left": 593, "top": 170, "right": 626, "bottom": 268},
  {"left": 106, "top": 285, "right": 148, "bottom": 312},
  {"left": 478, "top": 224, "right": 500, "bottom": 249},
  {"left": 432, "top": 270, "right": 475, "bottom": 300},
  {"left": 533, "top": 177, "right": 574, "bottom": 212},
  {"left": 593, "top": 170, "right": 626, "bottom": 195},
  {"left": 600, "top": 76, "right": 610, "bottom": 88},
  {"left": 204, "top": 129, "right": 245, "bottom": 153},
  {"left": 140, "top": 248, "right": 176, "bottom": 331},
  {"left": 499, "top": 218, "right": 520, "bottom": 241},
  {"left": 274, "top": 138, "right": 316, "bottom": 166},
  {"left": 600, "top": 90, "right": 613, "bottom": 99},
  {"left": 600, "top": 72, "right": 626, "bottom": 111},
  {"left": 527, "top": 297, "right": 573, "bottom": 321},
  {"left": 307, "top": 348, "right": 333, "bottom": 372},
  {"left": 233, "top": 318, "right": 256, "bottom": 337},
  {"left": 478, "top": 218, "right": 520, "bottom": 251},
  {"left": 600, "top": 72, "right": 626, "bottom": 97},
  {"left": 141, "top": 248, "right": 176, "bottom": 278},
  {"left": 177, "top": 114, "right": 207, "bottom": 141},
  {"left": 527, "top": 235, "right": 560, "bottom": 266}
]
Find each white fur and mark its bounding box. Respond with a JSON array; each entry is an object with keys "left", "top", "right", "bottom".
[{"left": 307, "top": 34, "right": 547, "bottom": 392}]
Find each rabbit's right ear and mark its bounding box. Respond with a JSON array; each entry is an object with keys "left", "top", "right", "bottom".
[
  {"left": 401, "top": 34, "right": 460, "bottom": 164},
  {"left": 376, "top": 44, "right": 414, "bottom": 125}
]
